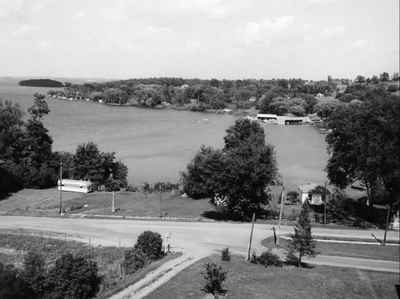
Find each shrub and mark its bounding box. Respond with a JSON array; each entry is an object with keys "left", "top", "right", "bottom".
[
  {"left": 69, "top": 203, "right": 84, "bottom": 211},
  {"left": 123, "top": 248, "right": 148, "bottom": 274},
  {"left": 285, "top": 250, "right": 300, "bottom": 266},
  {"left": 202, "top": 263, "right": 227, "bottom": 296},
  {"left": 0, "top": 263, "right": 36, "bottom": 299},
  {"left": 250, "top": 251, "right": 258, "bottom": 264},
  {"left": 387, "top": 84, "right": 398, "bottom": 92},
  {"left": 126, "top": 184, "right": 138, "bottom": 192},
  {"left": 221, "top": 248, "right": 231, "bottom": 261},
  {"left": 257, "top": 250, "right": 282, "bottom": 267},
  {"left": 286, "top": 191, "right": 299, "bottom": 204},
  {"left": 22, "top": 251, "right": 45, "bottom": 296},
  {"left": 44, "top": 253, "right": 101, "bottom": 299},
  {"left": 134, "top": 231, "right": 163, "bottom": 260}
]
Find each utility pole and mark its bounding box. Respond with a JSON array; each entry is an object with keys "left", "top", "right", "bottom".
[
  {"left": 383, "top": 204, "right": 391, "bottom": 246},
  {"left": 277, "top": 186, "right": 285, "bottom": 246},
  {"left": 324, "top": 181, "right": 327, "bottom": 225},
  {"left": 58, "top": 161, "right": 63, "bottom": 215},
  {"left": 112, "top": 191, "right": 115, "bottom": 213},
  {"left": 247, "top": 213, "right": 256, "bottom": 261},
  {"left": 159, "top": 191, "right": 162, "bottom": 217}
]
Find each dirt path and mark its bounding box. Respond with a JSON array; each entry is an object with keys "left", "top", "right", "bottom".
[{"left": 110, "top": 253, "right": 205, "bottom": 299}]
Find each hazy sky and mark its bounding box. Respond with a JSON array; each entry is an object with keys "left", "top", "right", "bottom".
[{"left": 0, "top": 0, "right": 398, "bottom": 80}]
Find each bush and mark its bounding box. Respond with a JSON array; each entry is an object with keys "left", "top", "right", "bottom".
[
  {"left": 123, "top": 248, "right": 148, "bottom": 274},
  {"left": 126, "top": 184, "right": 138, "bottom": 192},
  {"left": 202, "top": 263, "right": 227, "bottom": 296},
  {"left": 69, "top": 203, "right": 84, "bottom": 211},
  {"left": 221, "top": 248, "right": 231, "bottom": 261},
  {"left": 134, "top": 231, "right": 163, "bottom": 260},
  {"left": 257, "top": 250, "right": 282, "bottom": 267},
  {"left": 0, "top": 263, "right": 36, "bottom": 299},
  {"left": 285, "top": 250, "right": 300, "bottom": 266},
  {"left": 286, "top": 191, "right": 299, "bottom": 204},
  {"left": 250, "top": 251, "right": 258, "bottom": 264},
  {"left": 22, "top": 251, "right": 45, "bottom": 296},
  {"left": 44, "top": 253, "right": 102, "bottom": 299},
  {"left": 387, "top": 84, "right": 398, "bottom": 92}
]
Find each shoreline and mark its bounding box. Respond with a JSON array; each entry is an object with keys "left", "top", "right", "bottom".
[{"left": 48, "top": 95, "right": 328, "bottom": 129}]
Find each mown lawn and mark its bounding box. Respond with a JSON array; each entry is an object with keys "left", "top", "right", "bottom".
[
  {"left": 262, "top": 236, "right": 399, "bottom": 261},
  {"left": 0, "top": 188, "right": 215, "bottom": 219},
  {"left": 62, "top": 191, "right": 214, "bottom": 218},
  {"left": 0, "top": 229, "right": 181, "bottom": 298},
  {"left": 145, "top": 254, "right": 399, "bottom": 299}
]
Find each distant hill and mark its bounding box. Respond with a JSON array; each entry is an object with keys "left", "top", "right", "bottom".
[{"left": 19, "top": 79, "right": 64, "bottom": 87}]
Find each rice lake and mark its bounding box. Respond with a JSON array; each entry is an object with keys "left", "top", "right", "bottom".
[{"left": 0, "top": 78, "right": 329, "bottom": 188}]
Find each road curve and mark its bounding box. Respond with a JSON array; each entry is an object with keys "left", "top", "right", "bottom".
[{"left": 0, "top": 216, "right": 398, "bottom": 272}]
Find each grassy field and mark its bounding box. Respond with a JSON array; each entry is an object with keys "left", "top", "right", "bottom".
[
  {"left": 0, "top": 188, "right": 215, "bottom": 219},
  {"left": 262, "top": 236, "right": 399, "bottom": 261},
  {"left": 62, "top": 191, "right": 215, "bottom": 218},
  {"left": 0, "top": 229, "right": 181, "bottom": 298},
  {"left": 145, "top": 254, "right": 399, "bottom": 299},
  {"left": 0, "top": 188, "right": 81, "bottom": 216}
]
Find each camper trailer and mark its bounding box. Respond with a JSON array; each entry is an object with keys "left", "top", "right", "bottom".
[{"left": 58, "top": 179, "right": 92, "bottom": 193}]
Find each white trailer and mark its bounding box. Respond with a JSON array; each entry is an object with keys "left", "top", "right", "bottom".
[{"left": 58, "top": 179, "right": 92, "bottom": 193}]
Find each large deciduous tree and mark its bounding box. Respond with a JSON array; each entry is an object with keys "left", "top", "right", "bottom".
[
  {"left": 182, "top": 118, "right": 277, "bottom": 220},
  {"left": 326, "top": 93, "right": 400, "bottom": 210},
  {"left": 73, "top": 142, "right": 128, "bottom": 189}
]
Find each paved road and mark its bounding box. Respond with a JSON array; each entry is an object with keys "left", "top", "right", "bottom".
[{"left": 0, "top": 216, "right": 398, "bottom": 271}]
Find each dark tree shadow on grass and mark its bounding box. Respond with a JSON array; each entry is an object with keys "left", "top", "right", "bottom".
[{"left": 202, "top": 208, "right": 271, "bottom": 222}]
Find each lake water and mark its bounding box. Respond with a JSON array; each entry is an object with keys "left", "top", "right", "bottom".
[{"left": 0, "top": 78, "right": 328, "bottom": 188}]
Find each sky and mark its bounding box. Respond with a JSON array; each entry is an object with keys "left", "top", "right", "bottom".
[{"left": 0, "top": 0, "right": 398, "bottom": 80}]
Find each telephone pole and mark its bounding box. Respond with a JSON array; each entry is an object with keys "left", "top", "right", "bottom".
[
  {"left": 383, "top": 204, "right": 391, "bottom": 246},
  {"left": 324, "top": 181, "right": 327, "bottom": 225},
  {"left": 112, "top": 191, "right": 116, "bottom": 213},
  {"left": 58, "top": 161, "right": 63, "bottom": 215},
  {"left": 247, "top": 212, "right": 256, "bottom": 261},
  {"left": 277, "top": 186, "right": 285, "bottom": 246}
]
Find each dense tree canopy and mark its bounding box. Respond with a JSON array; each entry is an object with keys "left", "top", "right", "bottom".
[
  {"left": 73, "top": 142, "right": 128, "bottom": 189},
  {"left": 44, "top": 253, "right": 101, "bottom": 299},
  {"left": 183, "top": 118, "right": 277, "bottom": 220},
  {"left": 0, "top": 96, "right": 128, "bottom": 196},
  {"left": 49, "top": 77, "right": 337, "bottom": 113},
  {"left": 326, "top": 93, "right": 400, "bottom": 209},
  {"left": 0, "top": 95, "right": 56, "bottom": 191}
]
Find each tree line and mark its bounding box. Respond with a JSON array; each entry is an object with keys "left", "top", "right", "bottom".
[
  {"left": 48, "top": 72, "right": 399, "bottom": 118},
  {"left": 325, "top": 91, "right": 400, "bottom": 214},
  {"left": 48, "top": 77, "right": 335, "bottom": 112}
]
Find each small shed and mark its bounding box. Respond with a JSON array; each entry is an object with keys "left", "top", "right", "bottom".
[{"left": 58, "top": 179, "right": 92, "bottom": 193}]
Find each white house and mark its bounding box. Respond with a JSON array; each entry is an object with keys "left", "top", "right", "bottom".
[
  {"left": 58, "top": 179, "right": 92, "bottom": 193},
  {"left": 299, "top": 183, "right": 324, "bottom": 205}
]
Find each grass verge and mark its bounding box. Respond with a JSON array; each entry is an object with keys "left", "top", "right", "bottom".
[
  {"left": 262, "top": 236, "right": 399, "bottom": 261},
  {"left": 144, "top": 254, "right": 399, "bottom": 299}
]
